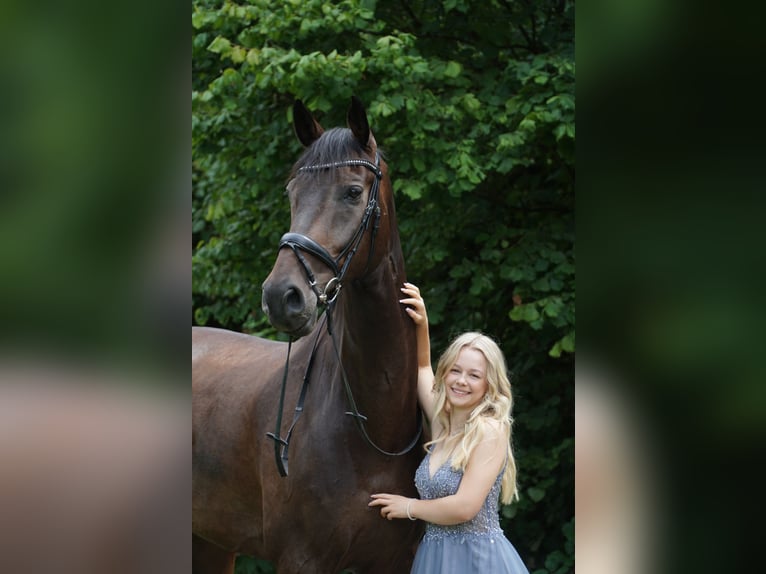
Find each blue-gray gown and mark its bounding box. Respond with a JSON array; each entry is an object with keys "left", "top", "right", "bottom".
[{"left": 411, "top": 451, "right": 530, "bottom": 574}]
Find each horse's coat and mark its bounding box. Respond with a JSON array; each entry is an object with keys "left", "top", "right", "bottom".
[{"left": 192, "top": 98, "right": 424, "bottom": 573}]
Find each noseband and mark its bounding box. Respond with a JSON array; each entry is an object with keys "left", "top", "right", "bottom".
[
  {"left": 278, "top": 153, "right": 383, "bottom": 305},
  {"left": 266, "top": 151, "right": 422, "bottom": 477}
]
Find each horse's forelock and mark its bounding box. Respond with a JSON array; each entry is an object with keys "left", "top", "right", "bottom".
[{"left": 290, "top": 128, "right": 367, "bottom": 179}]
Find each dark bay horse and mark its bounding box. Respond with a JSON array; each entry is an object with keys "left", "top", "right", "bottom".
[{"left": 192, "top": 97, "right": 424, "bottom": 573}]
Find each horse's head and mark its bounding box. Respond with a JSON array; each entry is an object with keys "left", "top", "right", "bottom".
[{"left": 262, "top": 97, "right": 390, "bottom": 338}]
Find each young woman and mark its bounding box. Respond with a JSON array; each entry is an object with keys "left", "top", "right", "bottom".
[{"left": 369, "top": 283, "right": 529, "bottom": 573}]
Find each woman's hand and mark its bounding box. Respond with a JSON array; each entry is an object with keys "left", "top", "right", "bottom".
[
  {"left": 401, "top": 281, "right": 435, "bottom": 417},
  {"left": 400, "top": 282, "right": 428, "bottom": 327},
  {"left": 368, "top": 493, "right": 414, "bottom": 521}
]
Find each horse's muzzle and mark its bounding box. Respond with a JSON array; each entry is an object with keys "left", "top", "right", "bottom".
[{"left": 261, "top": 276, "right": 317, "bottom": 338}]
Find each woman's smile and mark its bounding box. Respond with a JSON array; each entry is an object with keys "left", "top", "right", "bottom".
[{"left": 444, "top": 347, "right": 488, "bottom": 411}]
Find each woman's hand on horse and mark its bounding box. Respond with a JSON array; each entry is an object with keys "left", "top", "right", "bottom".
[
  {"left": 368, "top": 493, "right": 411, "bottom": 521},
  {"left": 400, "top": 282, "right": 428, "bottom": 326}
]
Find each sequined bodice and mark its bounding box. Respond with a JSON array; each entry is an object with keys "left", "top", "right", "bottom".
[{"left": 414, "top": 450, "right": 505, "bottom": 542}]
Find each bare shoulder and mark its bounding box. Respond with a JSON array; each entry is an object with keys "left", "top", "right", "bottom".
[
  {"left": 464, "top": 418, "right": 508, "bottom": 477},
  {"left": 471, "top": 418, "right": 509, "bottom": 462},
  {"left": 479, "top": 417, "right": 508, "bottom": 442}
]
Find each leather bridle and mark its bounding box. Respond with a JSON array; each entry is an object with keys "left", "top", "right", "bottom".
[
  {"left": 266, "top": 152, "right": 422, "bottom": 477},
  {"left": 278, "top": 154, "right": 383, "bottom": 305}
]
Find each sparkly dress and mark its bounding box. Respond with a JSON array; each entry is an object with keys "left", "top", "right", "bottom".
[{"left": 411, "top": 451, "right": 530, "bottom": 574}]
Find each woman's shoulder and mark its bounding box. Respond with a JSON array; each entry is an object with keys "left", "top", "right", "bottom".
[
  {"left": 476, "top": 416, "right": 509, "bottom": 439},
  {"left": 464, "top": 417, "right": 508, "bottom": 477}
]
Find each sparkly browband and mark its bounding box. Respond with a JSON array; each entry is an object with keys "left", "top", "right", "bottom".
[{"left": 297, "top": 156, "right": 382, "bottom": 179}]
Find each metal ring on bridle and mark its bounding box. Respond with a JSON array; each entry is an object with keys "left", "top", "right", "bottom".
[{"left": 319, "top": 277, "right": 341, "bottom": 305}]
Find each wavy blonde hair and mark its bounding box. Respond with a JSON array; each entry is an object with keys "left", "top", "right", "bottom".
[{"left": 425, "top": 332, "right": 519, "bottom": 504}]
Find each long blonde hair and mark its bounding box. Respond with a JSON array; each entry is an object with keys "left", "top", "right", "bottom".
[{"left": 425, "top": 332, "right": 519, "bottom": 504}]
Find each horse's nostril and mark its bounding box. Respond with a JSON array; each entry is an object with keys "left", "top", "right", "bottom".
[{"left": 282, "top": 287, "right": 304, "bottom": 316}]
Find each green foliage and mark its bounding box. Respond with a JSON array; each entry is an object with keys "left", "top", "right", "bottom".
[
  {"left": 193, "top": 1, "right": 574, "bottom": 572},
  {"left": 234, "top": 555, "right": 275, "bottom": 574}
]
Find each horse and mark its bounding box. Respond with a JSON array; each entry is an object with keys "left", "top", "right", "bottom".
[{"left": 192, "top": 96, "right": 424, "bottom": 573}]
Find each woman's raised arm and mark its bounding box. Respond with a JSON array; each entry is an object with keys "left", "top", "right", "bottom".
[{"left": 400, "top": 282, "right": 437, "bottom": 423}]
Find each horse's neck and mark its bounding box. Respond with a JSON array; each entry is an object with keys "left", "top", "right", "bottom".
[{"left": 332, "top": 249, "right": 418, "bottom": 430}]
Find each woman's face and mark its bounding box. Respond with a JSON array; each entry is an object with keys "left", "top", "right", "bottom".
[{"left": 444, "top": 347, "right": 488, "bottom": 413}]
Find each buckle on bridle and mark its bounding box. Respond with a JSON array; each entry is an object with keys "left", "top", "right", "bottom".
[{"left": 318, "top": 277, "right": 342, "bottom": 306}]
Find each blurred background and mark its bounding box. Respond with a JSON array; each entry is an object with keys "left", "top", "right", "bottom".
[
  {"left": 0, "top": 0, "right": 188, "bottom": 572},
  {"left": 578, "top": 0, "right": 766, "bottom": 571}
]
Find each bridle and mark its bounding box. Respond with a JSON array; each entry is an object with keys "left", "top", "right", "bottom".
[
  {"left": 266, "top": 151, "right": 423, "bottom": 477},
  {"left": 278, "top": 153, "right": 384, "bottom": 305}
]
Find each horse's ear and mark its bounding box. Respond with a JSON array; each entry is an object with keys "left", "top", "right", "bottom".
[
  {"left": 293, "top": 99, "right": 324, "bottom": 147},
  {"left": 347, "top": 96, "right": 372, "bottom": 150}
]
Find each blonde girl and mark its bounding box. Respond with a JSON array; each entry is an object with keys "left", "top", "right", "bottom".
[{"left": 370, "top": 283, "right": 529, "bottom": 573}]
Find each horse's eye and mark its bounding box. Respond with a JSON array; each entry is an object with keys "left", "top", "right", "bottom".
[{"left": 344, "top": 186, "right": 363, "bottom": 201}]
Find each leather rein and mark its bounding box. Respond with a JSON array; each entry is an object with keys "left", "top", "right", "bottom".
[{"left": 266, "top": 152, "right": 423, "bottom": 477}]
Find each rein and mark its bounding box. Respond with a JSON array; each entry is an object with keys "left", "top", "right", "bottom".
[{"left": 266, "top": 152, "right": 423, "bottom": 477}]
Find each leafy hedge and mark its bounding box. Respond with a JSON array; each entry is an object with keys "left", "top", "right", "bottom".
[{"left": 193, "top": 1, "right": 574, "bottom": 572}]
